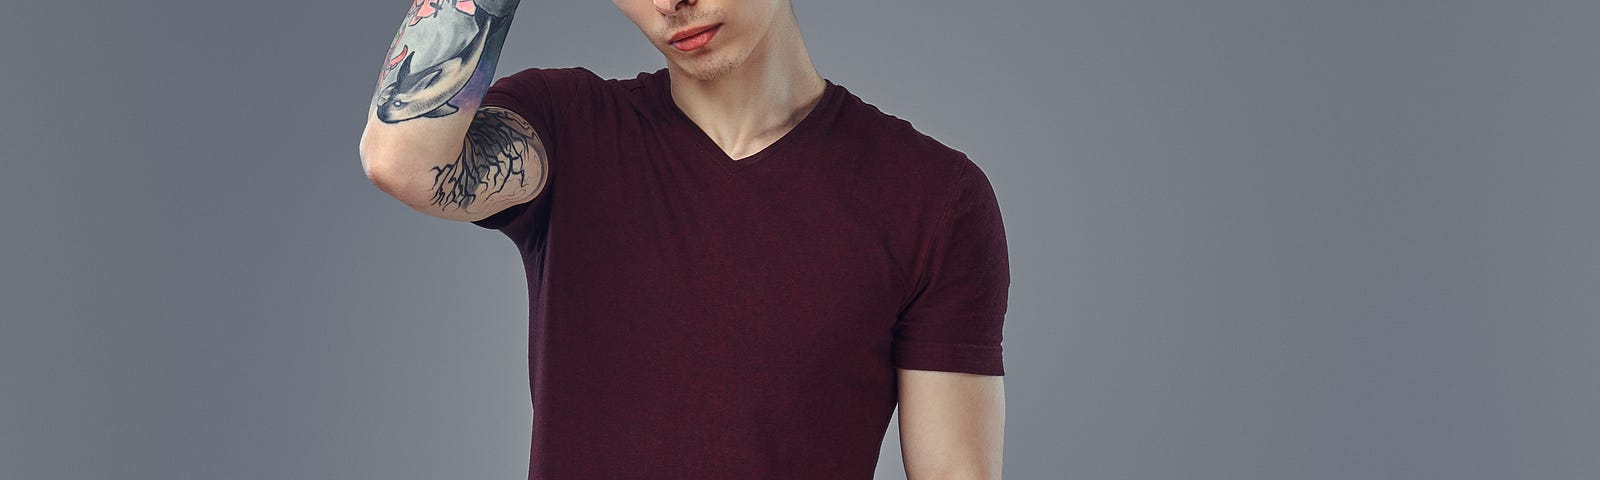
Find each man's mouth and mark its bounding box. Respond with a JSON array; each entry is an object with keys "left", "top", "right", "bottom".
[{"left": 669, "top": 23, "right": 721, "bottom": 52}]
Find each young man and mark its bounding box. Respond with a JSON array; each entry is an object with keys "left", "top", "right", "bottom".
[{"left": 358, "top": 0, "right": 1007, "bottom": 478}]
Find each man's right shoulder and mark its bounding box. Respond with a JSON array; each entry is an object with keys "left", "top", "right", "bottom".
[
  {"left": 490, "top": 66, "right": 650, "bottom": 104},
  {"left": 492, "top": 66, "right": 605, "bottom": 90}
]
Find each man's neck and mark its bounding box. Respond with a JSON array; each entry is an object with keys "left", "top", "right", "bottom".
[{"left": 666, "top": 12, "right": 826, "bottom": 161}]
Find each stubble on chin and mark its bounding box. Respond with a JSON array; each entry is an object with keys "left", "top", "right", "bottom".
[{"left": 680, "top": 54, "right": 741, "bottom": 82}]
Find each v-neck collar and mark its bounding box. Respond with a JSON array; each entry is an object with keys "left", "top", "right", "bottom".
[{"left": 649, "top": 68, "right": 842, "bottom": 175}]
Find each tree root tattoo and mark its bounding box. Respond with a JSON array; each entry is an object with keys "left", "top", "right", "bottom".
[{"left": 427, "top": 106, "right": 545, "bottom": 212}]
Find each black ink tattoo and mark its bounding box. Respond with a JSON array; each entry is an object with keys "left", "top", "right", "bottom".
[{"left": 427, "top": 106, "right": 545, "bottom": 213}]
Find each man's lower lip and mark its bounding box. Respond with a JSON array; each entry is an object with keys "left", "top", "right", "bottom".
[{"left": 671, "top": 25, "right": 719, "bottom": 51}]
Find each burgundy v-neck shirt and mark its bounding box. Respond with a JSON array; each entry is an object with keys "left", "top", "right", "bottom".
[{"left": 469, "top": 66, "right": 1010, "bottom": 479}]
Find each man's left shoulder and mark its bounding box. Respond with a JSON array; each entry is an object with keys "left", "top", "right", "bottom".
[{"left": 836, "top": 99, "right": 975, "bottom": 182}]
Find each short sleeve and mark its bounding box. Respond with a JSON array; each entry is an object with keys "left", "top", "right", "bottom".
[
  {"left": 469, "top": 67, "right": 602, "bottom": 234},
  {"left": 893, "top": 160, "right": 1011, "bottom": 376}
]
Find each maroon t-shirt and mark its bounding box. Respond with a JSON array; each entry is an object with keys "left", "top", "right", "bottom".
[{"left": 470, "top": 66, "right": 1009, "bottom": 479}]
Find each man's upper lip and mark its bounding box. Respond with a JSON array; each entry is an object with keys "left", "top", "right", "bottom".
[{"left": 669, "top": 23, "right": 721, "bottom": 43}]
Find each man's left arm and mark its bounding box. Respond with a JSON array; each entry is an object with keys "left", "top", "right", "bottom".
[
  {"left": 897, "top": 368, "right": 1005, "bottom": 480},
  {"left": 892, "top": 158, "right": 1010, "bottom": 479}
]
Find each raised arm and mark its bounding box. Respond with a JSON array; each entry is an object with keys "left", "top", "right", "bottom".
[{"left": 357, "top": 0, "right": 547, "bottom": 223}]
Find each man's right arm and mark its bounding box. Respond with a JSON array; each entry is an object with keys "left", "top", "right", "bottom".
[{"left": 357, "top": 0, "right": 547, "bottom": 223}]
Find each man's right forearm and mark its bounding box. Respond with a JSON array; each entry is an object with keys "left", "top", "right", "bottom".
[{"left": 358, "top": 0, "right": 524, "bottom": 209}]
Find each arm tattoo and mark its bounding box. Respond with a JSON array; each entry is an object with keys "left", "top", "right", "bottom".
[
  {"left": 427, "top": 106, "right": 546, "bottom": 213},
  {"left": 372, "top": 0, "right": 519, "bottom": 123}
]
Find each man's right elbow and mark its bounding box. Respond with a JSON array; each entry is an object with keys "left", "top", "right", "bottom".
[
  {"left": 361, "top": 154, "right": 414, "bottom": 200},
  {"left": 358, "top": 129, "right": 414, "bottom": 186},
  {"left": 358, "top": 135, "right": 388, "bottom": 180}
]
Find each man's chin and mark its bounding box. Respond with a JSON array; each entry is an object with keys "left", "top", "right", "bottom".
[{"left": 670, "top": 54, "right": 741, "bottom": 82}]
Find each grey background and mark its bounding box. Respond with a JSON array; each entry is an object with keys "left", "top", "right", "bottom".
[{"left": 2, "top": 1, "right": 1597, "bottom": 479}]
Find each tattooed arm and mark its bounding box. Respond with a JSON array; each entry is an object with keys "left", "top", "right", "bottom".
[{"left": 358, "top": 0, "right": 547, "bottom": 222}]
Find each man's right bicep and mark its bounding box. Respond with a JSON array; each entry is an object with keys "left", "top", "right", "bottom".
[{"left": 410, "top": 105, "right": 550, "bottom": 224}]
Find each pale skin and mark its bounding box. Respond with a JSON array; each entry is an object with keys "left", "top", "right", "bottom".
[
  {"left": 361, "top": 0, "right": 1005, "bottom": 476},
  {"left": 898, "top": 369, "right": 1007, "bottom": 479},
  {"left": 611, "top": 0, "right": 829, "bottom": 161}
]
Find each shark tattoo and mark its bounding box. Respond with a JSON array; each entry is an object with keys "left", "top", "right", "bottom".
[{"left": 374, "top": 1, "right": 508, "bottom": 123}]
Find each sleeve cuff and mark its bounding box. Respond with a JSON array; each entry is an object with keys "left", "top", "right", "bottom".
[{"left": 892, "top": 339, "right": 1005, "bottom": 376}]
